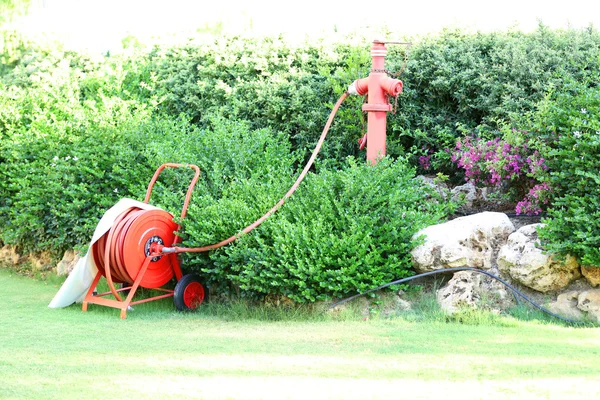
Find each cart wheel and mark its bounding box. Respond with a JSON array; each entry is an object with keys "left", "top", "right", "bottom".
[{"left": 174, "top": 274, "right": 208, "bottom": 311}]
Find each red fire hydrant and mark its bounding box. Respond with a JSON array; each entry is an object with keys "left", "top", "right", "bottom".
[{"left": 348, "top": 40, "right": 404, "bottom": 165}]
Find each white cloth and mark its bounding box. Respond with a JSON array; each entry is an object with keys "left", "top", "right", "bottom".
[{"left": 48, "top": 198, "right": 159, "bottom": 308}]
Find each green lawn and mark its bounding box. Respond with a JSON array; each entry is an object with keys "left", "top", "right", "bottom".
[{"left": 1, "top": 269, "right": 599, "bottom": 399}]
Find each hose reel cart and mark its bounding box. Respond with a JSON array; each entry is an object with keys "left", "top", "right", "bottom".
[{"left": 82, "top": 163, "right": 207, "bottom": 319}]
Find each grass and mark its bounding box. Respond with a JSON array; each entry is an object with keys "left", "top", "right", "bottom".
[{"left": 1, "top": 268, "right": 600, "bottom": 399}]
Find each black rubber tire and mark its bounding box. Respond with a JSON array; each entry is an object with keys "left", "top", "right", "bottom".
[{"left": 174, "top": 273, "right": 208, "bottom": 311}]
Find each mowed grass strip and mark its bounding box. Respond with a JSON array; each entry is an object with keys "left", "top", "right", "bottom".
[{"left": 1, "top": 269, "right": 599, "bottom": 399}]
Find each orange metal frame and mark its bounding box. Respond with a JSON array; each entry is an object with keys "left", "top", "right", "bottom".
[{"left": 82, "top": 163, "right": 200, "bottom": 319}]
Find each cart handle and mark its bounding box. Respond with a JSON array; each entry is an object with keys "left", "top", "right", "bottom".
[{"left": 144, "top": 163, "right": 200, "bottom": 220}]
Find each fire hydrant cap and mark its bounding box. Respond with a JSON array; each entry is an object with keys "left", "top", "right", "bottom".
[{"left": 381, "top": 77, "right": 403, "bottom": 97}]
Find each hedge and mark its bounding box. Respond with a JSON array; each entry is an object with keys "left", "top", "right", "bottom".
[{"left": 3, "top": 25, "right": 600, "bottom": 295}]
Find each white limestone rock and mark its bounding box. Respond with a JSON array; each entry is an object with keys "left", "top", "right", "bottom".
[
  {"left": 547, "top": 290, "right": 585, "bottom": 321},
  {"left": 411, "top": 212, "right": 515, "bottom": 273},
  {"left": 497, "top": 224, "right": 580, "bottom": 293},
  {"left": 56, "top": 250, "right": 82, "bottom": 276},
  {"left": 577, "top": 290, "right": 600, "bottom": 323},
  {"left": 436, "top": 271, "right": 513, "bottom": 314},
  {"left": 581, "top": 266, "right": 600, "bottom": 287}
]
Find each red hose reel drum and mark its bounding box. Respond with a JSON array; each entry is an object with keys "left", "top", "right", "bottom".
[{"left": 92, "top": 208, "right": 181, "bottom": 289}]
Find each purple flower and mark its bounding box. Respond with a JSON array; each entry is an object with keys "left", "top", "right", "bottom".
[
  {"left": 419, "top": 155, "right": 431, "bottom": 171},
  {"left": 450, "top": 134, "right": 551, "bottom": 215},
  {"left": 516, "top": 183, "right": 551, "bottom": 215}
]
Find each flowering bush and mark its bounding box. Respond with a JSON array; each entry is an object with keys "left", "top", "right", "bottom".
[
  {"left": 523, "top": 81, "right": 600, "bottom": 266},
  {"left": 418, "top": 154, "right": 432, "bottom": 171},
  {"left": 390, "top": 26, "right": 600, "bottom": 173},
  {"left": 451, "top": 135, "right": 549, "bottom": 214},
  {"left": 515, "top": 182, "right": 550, "bottom": 215}
]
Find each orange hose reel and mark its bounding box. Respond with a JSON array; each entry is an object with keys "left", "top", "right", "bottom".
[{"left": 82, "top": 163, "right": 206, "bottom": 319}]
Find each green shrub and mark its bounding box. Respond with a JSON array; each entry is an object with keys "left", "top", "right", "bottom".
[
  {"left": 4, "top": 26, "right": 600, "bottom": 298},
  {"left": 140, "top": 28, "right": 600, "bottom": 172},
  {"left": 0, "top": 50, "right": 159, "bottom": 253},
  {"left": 521, "top": 80, "right": 600, "bottom": 266},
  {"left": 393, "top": 26, "right": 600, "bottom": 172},
  {"left": 141, "top": 117, "right": 301, "bottom": 241},
  {"left": 145, "top": 37, "right": 367, "bottom": 162},
  {"left": 136, "top": 117, "right": 455, "bottom": 301},
  {"left": 181, "top": 157, "right": 454, "bottom": 302},
  {"left": 0, "top": 104, "right": 156, "bottom": 253}
]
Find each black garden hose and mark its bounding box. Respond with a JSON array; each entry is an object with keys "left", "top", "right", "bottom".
[{"left": 328, "top": 267, "right": 595, "bottom": 327}]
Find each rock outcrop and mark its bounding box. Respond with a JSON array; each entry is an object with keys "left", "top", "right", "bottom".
[
  {"left": 412, "top": 212, "right": 515, "bottom": 273},
  {"left": 25, "top": 252, "right": 53, "bottom": 272},
  {"left": 392, "top": 295, "right": 412, "bottom": 312},
  {"left": 450, "top": 182, "right": 490, "bottom": 211},
  {"left": 497, "top": 224, "right": 580, "bottom": 292},
  {"left": 56, "top": 250, "right": 81, "bottom": 276},
  {"left": 415, "top": 175, "right": 450, "bottom": 200},
  {"left": 581, "top": 266, "right": 600, "bottom": 287},
  {"left": 0, "top": 245, "right": 20, "bottom": 266},
  {"left": 436, "top": 271, "right": 513, "bottom": 314},
  {"left": 577, "top": 290, "right": 600, "bottom": 323},
  {"left": 547, "top": 291, "right": 585, "bottom": 321}
]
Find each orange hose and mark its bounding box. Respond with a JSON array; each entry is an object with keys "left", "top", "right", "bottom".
[{"left": 169, "top": 92, "right": 349, "bottom": 254}]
